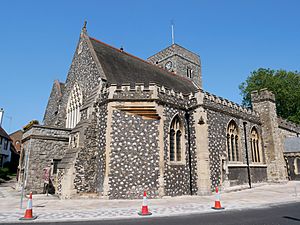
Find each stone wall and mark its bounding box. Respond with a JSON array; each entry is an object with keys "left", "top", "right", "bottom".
[
  {"left": 228, "top": 166, "right": 267, "bottom": 185},
  {"left": 43, "top": 80, "right": 64, "bottom": 126},
  {"left": 203, "top": 93, "right": 265, "bottom": 190},
  {"left": 20, "top": 125, "right": 70, "bottom": 193},
  {"left": 74, "top": 103, "right": 108, "bottom": 193},
  {"left": 278, "top": 117, "right": 300, "bottom": 134},
  {"left": 176, "top": 55, "right": 201, "bottom": 87},
  {"left": 100, "top": 84, "right": 200, "bottom": 198},
  {"left": 278, "top": 117, "right": 300, "bottom": 139},
  {"left": 54, "top": 34, "right": 105, "bottom": 128},
  {"left": 163, "top": 106, "right": 198, "bottom": 196},
  {"left": 251, "top": 89, "right": 287, "bottom": 182},
  {"left": 278, "top": 118, "right": 300, "bottom": 181},
  {"left": 112, "top": 83, "right": 153, "bottom": 100},
  {"left": 284, "top": 153, "right": 300, "bottom": 180},
  {"left": 108, "top": 109, "right": 160, "bottom": 199}
]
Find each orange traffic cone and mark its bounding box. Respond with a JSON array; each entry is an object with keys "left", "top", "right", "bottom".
[
  {"left": 19, "top": 192, "right": 37, "bottom": 220},
  {"left": 211, "top": 187, "right": 225, "bottom": 210},
  {"left": 138, "top": 191, "right": 152, "bottom": 216}
]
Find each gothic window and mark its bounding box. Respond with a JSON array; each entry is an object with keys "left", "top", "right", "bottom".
[
  {"left": 187, "top": 67, "right": 193, "bottom": 78},
  {"left": 227, "top": 120, "right": 239, "bottom": 162},
  {"left": 66, "top": 83, "right": 83, "bottom": 129},
  {"left": 176, "top": 130, "right": 182, "bottom": 161},
  {"left": 226, "top": 134, "right": 230, "bottom": 160},
  {"left": 250, "top": 127, "right": 262, "bottom": 163},
  {"left": 235, "top": 136, "right": 239, "bottom": 161},
  {"left": 170, "top": 115, "right": 183, "bottom": 162},
  {"left": 170, "top": 129, "right": 175, "bottom": 161}
]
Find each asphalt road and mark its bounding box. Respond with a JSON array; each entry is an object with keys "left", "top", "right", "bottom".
[{"left": 3, "top": 202, "right": 300, "bottom": 225}]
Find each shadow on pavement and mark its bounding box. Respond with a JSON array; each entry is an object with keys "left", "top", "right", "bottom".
[{"left": 283, "top": 216, "right": 300, "bottom": 222}]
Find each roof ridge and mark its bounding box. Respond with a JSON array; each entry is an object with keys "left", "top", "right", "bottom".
[{"left": 88, "top": 36, "right": 196, "bottom": 86}]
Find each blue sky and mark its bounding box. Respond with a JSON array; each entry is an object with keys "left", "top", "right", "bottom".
[{"left": 1, "top": 0, "right": 300, "bottom": 133}]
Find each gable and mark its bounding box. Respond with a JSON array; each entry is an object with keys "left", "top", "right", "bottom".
[{"left": 43, "top": 80, "right": 64, "bottom": 126}]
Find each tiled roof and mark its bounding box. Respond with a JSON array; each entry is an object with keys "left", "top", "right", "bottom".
[
  {"left": 0, "top": 126, "right": 12, "bottom": 141},
  {"left": 284, "top": 137, "right": 300, "bottom": 153},
  {"left": 89, "top": 37, "right": 198, "bottom": 94}
]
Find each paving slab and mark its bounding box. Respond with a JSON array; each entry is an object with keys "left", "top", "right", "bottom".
[{"left": 0, "top": 180, "right": 299, "bottom": 223}]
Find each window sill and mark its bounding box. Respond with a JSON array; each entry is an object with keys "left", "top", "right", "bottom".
[
  {"left": 227, "top": 162, "right": 243, "bottom": 166},
  {"left": 228, "top": 164, "right": 267, "bottom": 168},
  {"left": 169, "top": 161, "right": 186, "bottom": 166},
  {"left": 249, "top": 164, "right": 267, "bottom": 167}
]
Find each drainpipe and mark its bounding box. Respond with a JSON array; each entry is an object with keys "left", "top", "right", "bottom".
[
  {"left": 243, "top": 122, "right": 252, "bottom": 188},
  {"left": 185, "top": 111, "right": 193, "bottom": 195}
]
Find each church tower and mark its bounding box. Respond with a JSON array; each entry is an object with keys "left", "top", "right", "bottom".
[
  {"left": 147, "top": 44, "right": 202, "bottom": 89},
  {"left": 251, "top": 89, "right": 287, "bottom": 182}
]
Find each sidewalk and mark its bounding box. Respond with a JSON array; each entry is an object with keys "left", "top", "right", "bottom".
[{"left": 0, "top": 181, "right": 299, "bottom": 223}]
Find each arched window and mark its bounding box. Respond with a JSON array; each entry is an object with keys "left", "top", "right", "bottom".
[
  {"left": 169, "top": 129, "right": 175, "bottom": 161},
  {"left": 294, "top": 158, "right": 300, "bottom": 175},
  {"left": 250, "top": 127, "right": 261, "bottom": 163},
  {"left": 66, "top": 83, "right": 83, "bottom": 129},
  {"left": 170, "top": 115, "right": 183, "bottom": 162},
  {"left": 227, "top": 120, "right": 239, "bottom": 162},
  {"left": 231, "top": 134, "right": 235, "bottom": 161},
  {"left": 227, "top": 134, "right": 231, "bottom": 160},
  {"left": 235, "top": 136, "right": 239, "bottom": 161},
  {"left": 176, "top": 130, "right": 182, "bottom": 161}
]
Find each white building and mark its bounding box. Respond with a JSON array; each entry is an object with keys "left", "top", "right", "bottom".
[{"left": 0, "top": 127, "right": 12, "bottom": 167}]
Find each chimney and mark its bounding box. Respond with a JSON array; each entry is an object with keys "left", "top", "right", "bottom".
[{"left": 0, "top": 108, "right": 3, "bottom": 127}]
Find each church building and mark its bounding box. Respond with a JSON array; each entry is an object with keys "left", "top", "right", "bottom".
[{"left": 17, "top": 24, "right": 300, "bottom": 199}]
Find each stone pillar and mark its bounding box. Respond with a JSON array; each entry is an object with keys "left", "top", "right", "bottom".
[
  {"left": 156, "top": 104, "right": 165, "bottom": 197},
  {"left": 251, "top": 89, "right": 287, "bottom": 182},
  {"left": 194, "top": 92, "right": 211, "bottom": 195},
  {"left": 103, "top": 102, "right": 114, "bottom": 198}
]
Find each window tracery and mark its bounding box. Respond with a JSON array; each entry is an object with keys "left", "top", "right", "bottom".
[
  {"left": 227, "top": 120, "right": 239, "bottom": 162},
  {"left": 250, "top": 127, "right": 262, "bottom": 163},
  {"left": 170, "top": 115, "right": 183, "bottom": 162},
  {"left": 66, "top": 83, "right": 83, "bottom": 129}
]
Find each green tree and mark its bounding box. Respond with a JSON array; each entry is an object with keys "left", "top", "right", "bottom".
[{"left": 239, "top": 68, "right": 300, "bottom": 124}]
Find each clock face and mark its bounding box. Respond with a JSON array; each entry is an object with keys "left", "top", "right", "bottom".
[{"left": 165, "top": 61, "right": 173, "bottom": 71}]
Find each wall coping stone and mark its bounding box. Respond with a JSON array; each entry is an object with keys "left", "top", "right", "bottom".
[
  {"left": 204, "top": 91, "right": 258, "bottom": 117},
  {"left": 278, "top": 117, "right": 300, "bottom": 134}
]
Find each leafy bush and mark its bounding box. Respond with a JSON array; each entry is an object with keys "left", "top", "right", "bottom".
[{"left": 0, "top": 168, "right": 10, "bottom": 181}]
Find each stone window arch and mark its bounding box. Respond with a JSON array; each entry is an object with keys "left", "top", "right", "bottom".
[
  {"left": 250, "top": 127, "right": 262, "bottom": 163},
  {"left": 169, "top": 115, "right": 183, "bottom": 162},
  {"left": 227, "top": 120, "right": 240, "bottom": 162},
  {"left": 66, "top": 83, "right": 83, "bottom": 129}
]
